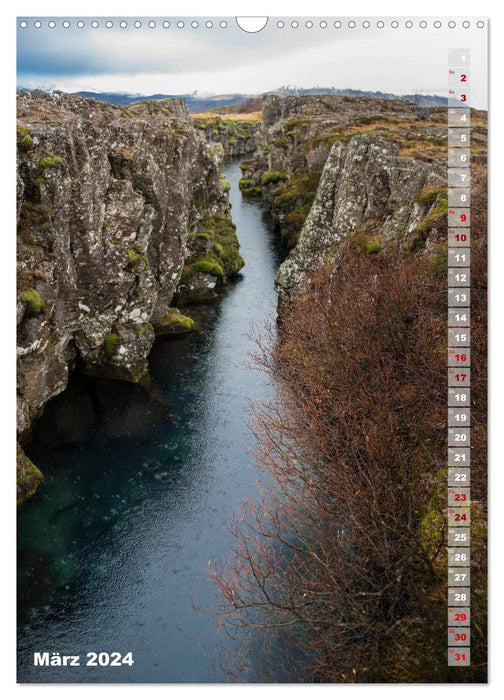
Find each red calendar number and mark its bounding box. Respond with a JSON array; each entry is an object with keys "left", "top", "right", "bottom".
[
  {"left": 460, "top": 214, "right": 467, "bottom": 222},
  {"left": 455, "top": 633, "right": 467, "bottom": 642},
  {"left": 454, "top": 613, "right": 467, "bottom": 621},
  {"left": 455, "top": 233, "right": 467, "bottom": 241},
  {"left": 454, "top": 494, "right": 467, "bottom": 502},
  {"left": 454, "top": 513, "right": 467, "bottom": 521},
  {"left": 460, "top": 74, "right": 467, "bottom": 82},
  {"left": 455, "top": 354, "right": 467, "bottom": 362},
  {"left": 460, "top": 94, "right": 467, "bottom": 102}
]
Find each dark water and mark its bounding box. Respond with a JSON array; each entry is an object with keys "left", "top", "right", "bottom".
[{"left": 17, "top": 158, "right": 285, "bottom": 682}]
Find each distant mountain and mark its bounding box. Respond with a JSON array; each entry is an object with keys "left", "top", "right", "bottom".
[
  {"left": 74, "top": 91, "right": 258, "bottom": 112},
  {"left": 16, "top": 87, "right": 447, "bottom": 112},
  {"left": 75, "top": 87, "right": 447, "bottom": 111},
  {"left": 265, "top": 86, "right": 447, "bottom": 107}
]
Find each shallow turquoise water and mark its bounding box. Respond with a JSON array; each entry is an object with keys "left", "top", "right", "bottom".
[{"left": 17, "top": 158, "right": 285, "bottom": 682}]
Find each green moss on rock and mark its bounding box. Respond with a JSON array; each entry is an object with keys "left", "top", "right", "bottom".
[
  {"left": 219, "top": 176, "right": 231, "bottom": 192},
  {"left": 197, "top": 213, "right": 245, "bottom": 277},
  {"left": 415, "top": 186, "right": 448, "bottom": 205},
  {"left": 182, "top": 213, "right": 244, "bottom": 290},
  {"left": 241, "top": 185, "right": 262, "bottom": 197},
  {"left": 271, "top": 172, "right": 320, "bottom": 249},
  {"left": 155, "top": 309, "right": 195, "bottom": 336},
  {"left": 128, "top": 249, "right": 141, "bottom": 265},
  {"left": 20, "top": 288, "right": 45, "bottom": 314},
  {"left": 103, "top": 333, "right": 120, "bottom": 358},
  {"left": 180, "top": 256, "right": 224, "bottom": 283},
  {"left": 272, "top": 173, "right": 319, "bottom": 210},
  {"left": 19, "top": 134, "right": 34, "bottom": 152},
  {"left": 17, "top": 443, "right": 43, "bottom": 507},
  {"left": 286, "top": 118, "right": 308, "bottom": 130},
  {"left": 127, "top": 249, "right": 148, "bottom": 268},
  {"left": 192, "top": 257, "right": 224, "bottom": 277},
  {"left": 408, "top": 196, "right": 448, "bottom": 251},
  {"left": 261, "top": 171, "right": 288, "bottom": 186},
  {"left": 38, "top": 155, "right": 66, "bottom": 169},
  {"left": 239, "top": 175, "right": 263, "bottom": 196},
  {"left": 366, "top": 242, "right": 381, "bottom": 255}
]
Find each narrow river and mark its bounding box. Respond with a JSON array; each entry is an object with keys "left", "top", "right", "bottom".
[{"left": 17, "top": 158, "right": 286, "bottom": 682}]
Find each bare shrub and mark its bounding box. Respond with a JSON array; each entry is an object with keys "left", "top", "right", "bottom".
[{"left": 211, "top": 177, "right": 487, "bottom": 683}]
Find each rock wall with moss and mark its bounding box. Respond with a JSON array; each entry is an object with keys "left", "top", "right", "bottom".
[
  {"left": 241, "top": 94, "right": 486, "bottom": 253},
  {"left": 16, "top": 90, "right": 244, "bottom": 500},
  {"left": 274, "top": 134, "right": 447, "bottom": 305},
  {"left": 191, "top": 114, "right": 260, "bottom": 156},
  {"left": 236, "top": 94, "right": 486, "bottom": 308}
]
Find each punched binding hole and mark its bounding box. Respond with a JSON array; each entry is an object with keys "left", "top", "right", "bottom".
[{"left": 236, "top": 17, "right": 268, "bottom": 33}]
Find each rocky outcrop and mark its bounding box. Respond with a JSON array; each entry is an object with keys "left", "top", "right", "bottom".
[
  {"left": 16, "top": 90, "right": 243, "bottom": 456},
  {"left": 228, "top": 94, "right": 471, "bottom": 305},
  {"left": 241, "top": 94, "right": 451, "bottom": 248},
  {"left": 192, "top": 114, "right": 260, "bottom": 156},
  {"left": 173, "top": 209, "right": 245, "bottom": 305},
  {"left": 275, "top": 134, "right": 445, "bottom": 305}
]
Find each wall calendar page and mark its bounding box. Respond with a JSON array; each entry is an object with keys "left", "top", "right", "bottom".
[{"left": 13, "top": 6, "right": 489, "bottom": 687}]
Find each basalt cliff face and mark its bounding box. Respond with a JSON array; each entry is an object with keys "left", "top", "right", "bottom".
[
  {"left": 240, "top": 94, "right": 486, "bottom": 306},
  {"left": 16, "top": 90, "right": 243, "bottom": 503},
  {"left": 192, "top": 113, "right": 260, "bottom": 156},
  {"left": 17, "top": 90, "right": 487, "bottom": 506},
  {"left": 275, "top": 134, "right": 445, "bottom": 304},
  {"left": 239, "top": 94, "right": 443, "bottom": 247}
]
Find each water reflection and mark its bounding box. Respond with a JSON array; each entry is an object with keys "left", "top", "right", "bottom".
[{"left": 17, "top": 158, "right": 286, "bottom": 682}]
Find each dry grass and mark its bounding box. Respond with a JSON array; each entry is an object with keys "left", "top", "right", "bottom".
[{"left": 191, "top": 110, "right": 262, "bottom": 122}]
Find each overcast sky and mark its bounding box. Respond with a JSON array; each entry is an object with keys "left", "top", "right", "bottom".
[{"left": 17, "top": 17, "right": 488, "bottom": 108}]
